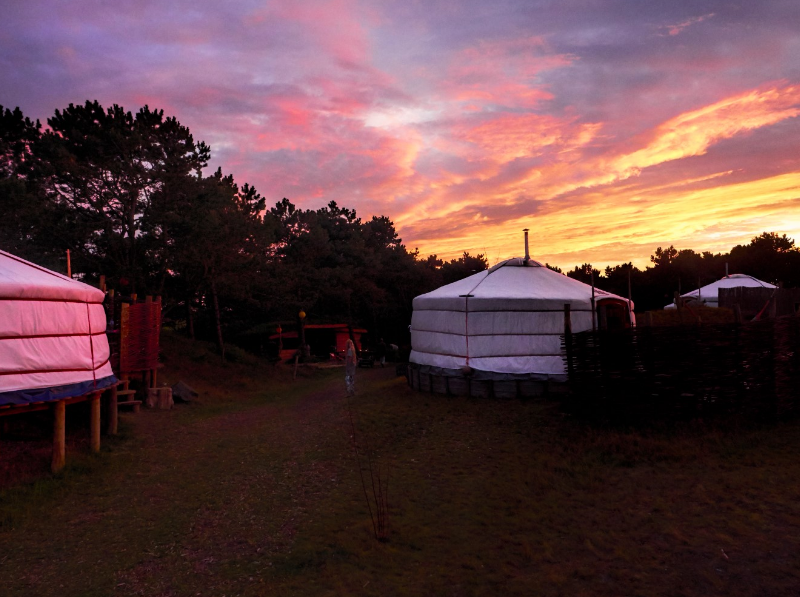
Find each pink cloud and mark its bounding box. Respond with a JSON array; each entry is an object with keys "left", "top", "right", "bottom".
[
  {"left": 438, "top": 37, "right": 570, "bottom": 109},
  {"left": 663, "top": 13, "right": 715, "bottom": 36}
]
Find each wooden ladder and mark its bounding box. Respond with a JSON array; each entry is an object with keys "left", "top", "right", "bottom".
[{"left": 116, "top": 378, "right": 142, "bottom": 413}]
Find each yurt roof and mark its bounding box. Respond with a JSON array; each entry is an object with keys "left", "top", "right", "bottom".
[
  {"left": 681, "top": 274, "right": 775, "bottom": 298},
  {"left": 0, "top": 249, "right": 104, "bottom": 302},
  {"left": 413, "top": 258, "right": 630, "bottom": 312}
]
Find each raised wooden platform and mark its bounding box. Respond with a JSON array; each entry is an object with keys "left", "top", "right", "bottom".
[{"left": 0, "top": 388, "right": 112, "bottom": 473}]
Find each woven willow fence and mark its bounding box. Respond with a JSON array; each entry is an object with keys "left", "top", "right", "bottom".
[{"left": 562, "top": 317, "right": 800, "bottom": 426}]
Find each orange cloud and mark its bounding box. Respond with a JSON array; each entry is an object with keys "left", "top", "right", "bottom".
[
  {"left": 451, "top": 114, "right": 574, "bottom": 161},
  {"left": 394, "top": 84, "right": 800, "bottom": 267},
  {"left": 610, "top": 85, "right": 800, "bottom": 178},
  {"left": 408, "top": 172, "right": 800, "bottom": 269}
]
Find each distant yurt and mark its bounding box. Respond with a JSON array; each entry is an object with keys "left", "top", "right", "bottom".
[
  {"left": 0, "top": 250, "right": 116, "bottom": 406},
  {"left": 409, "top": 255, "right": 633, "bottom": 397},
  {"left": 664, "top": 274, "right": 775, "bottom": 309}
]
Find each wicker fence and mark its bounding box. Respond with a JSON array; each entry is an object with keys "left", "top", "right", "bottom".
[{"left": 562, "top": 317, "right": 800, "bottom": 426}]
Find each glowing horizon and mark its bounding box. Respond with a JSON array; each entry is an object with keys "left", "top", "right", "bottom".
[{"left": 2, "top": 1, "right": 799, "bottom": 270}]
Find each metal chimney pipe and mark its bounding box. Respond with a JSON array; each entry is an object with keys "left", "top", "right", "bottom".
[
  {"left": 523, "top": 229, "right": 530, "bottom": 264},
  {"left": 725, "top": 262, "right": 729, "bottom": 277}
]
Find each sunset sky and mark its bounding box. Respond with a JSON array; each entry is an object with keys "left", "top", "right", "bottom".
[{"left": 2, "top": 1, "right": 799, "bottom": 269}]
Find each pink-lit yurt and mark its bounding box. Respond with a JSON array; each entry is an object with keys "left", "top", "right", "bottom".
[{"left": 0, "top": 249, "right": 116, "bottom": 406}]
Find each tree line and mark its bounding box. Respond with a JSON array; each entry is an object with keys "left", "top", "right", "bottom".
[
  {"left": 0, "top": 101, "right": 488, "bottom": 354},
  {"left": 561, "top": 231, "right": 800, "bottom": 311},
  {"left": 2, "top": 101, "right": 797, "bottom": 354}
]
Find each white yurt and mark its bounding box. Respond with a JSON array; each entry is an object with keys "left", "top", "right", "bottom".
[
  {"left": 664, "top": 274, "right": 775, "bottom": 309},
  {"left": 0, "top": 249, "right": 116, "bottom": 407},
  {"left": 409, "top": 255, "right": 633, "bottom": 397}
]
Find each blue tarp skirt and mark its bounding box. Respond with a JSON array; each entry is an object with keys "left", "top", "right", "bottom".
[{"left": 0, "top": 375, "right": 118, "bottom": 407}]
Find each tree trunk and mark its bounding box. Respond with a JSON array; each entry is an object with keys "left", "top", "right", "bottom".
[
  {"left": 127, "top": 200, "right": 137, "bottom": 291},
  {"left": 187, "top": 293, "right": 195, "bottom": 340},
  {"left": 210, "top": 278, "right": 225, "bottom": 361}
]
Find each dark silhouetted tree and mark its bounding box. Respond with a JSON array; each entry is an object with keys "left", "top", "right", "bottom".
[{"left": 440, "top": 251, "right": 488, "bottom": 284}]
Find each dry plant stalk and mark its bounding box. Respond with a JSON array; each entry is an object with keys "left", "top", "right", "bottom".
[{"left": 346, "top": 397, "right": 389, "bottom": 542}]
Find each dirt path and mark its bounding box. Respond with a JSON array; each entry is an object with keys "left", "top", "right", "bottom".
[{"left": 0, "top": 366, "right": 389, "bottom": 597}]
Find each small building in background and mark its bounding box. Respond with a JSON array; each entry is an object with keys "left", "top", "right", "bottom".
[
  {"left": 269, "top": 324, "right": 366, "bottom": 360},
  {"left": 664, "top": 274, "right": 775, "bottom": 309}
]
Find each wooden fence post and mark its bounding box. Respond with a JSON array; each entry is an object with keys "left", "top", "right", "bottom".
[
  {"left": 734, "top": 304, "right": 743, "bottom": 325},
  {"left": 52, "top": 401, "right": 66, "bottom": 473},
  {"left": 564, "top": 303, "right": 573, "bottom": 378}
]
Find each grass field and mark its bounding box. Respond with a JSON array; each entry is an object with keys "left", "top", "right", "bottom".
[{"left": 2, "top": 331, "right": 800, "bottom": 596}]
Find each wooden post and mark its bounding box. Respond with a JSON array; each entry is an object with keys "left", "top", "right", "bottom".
[
  {"left": 52, "top": 400, "right": 66, "bottom": 473},
  {"left": 564, "top": 304, "right": 573, "bottom": 378},
  {"left": 627, "top": 266, "right": 634, "bottom": 327},
  {"left": 211, "top": 278, "right": 225, "bottom": 361},
  {"left": 187, "top": 294, "right": 195, "bottom": 340},
  {"left": 734, "top": 304, "right": 743, "bottom": 324},
  {"left": 108, "top": 289, "right": 115, "bottom": 331},
  {"left": 299, "top": 312, "right": 307, "bottom": 360},
  {"left": 90, "top": 392, "right": 101, "bottom": 453},
  {"left": 66, "top": 249, "right": 72, "bottom": 278},
  {"left": 627, "top": 266, "right": 632, "bottom": 303},
  {"left": 645, "top": 312, "right": 654, "bottom": 327},
  {"left": 598, "top": 303, "right": 607, "bottom": 331},
  {"left": 590, "top": 270, "right": 596, "bottom": 332},
  {"left": 108, "top": 384, "right": 118, "bottom": 435}
]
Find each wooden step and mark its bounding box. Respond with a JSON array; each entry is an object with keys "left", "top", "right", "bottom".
[
  {"left": 116, "top": 389, "right": 137, "bottom": 397},
  {"left": 118, "top": 400, "right": 142, "bottom": 413}
]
